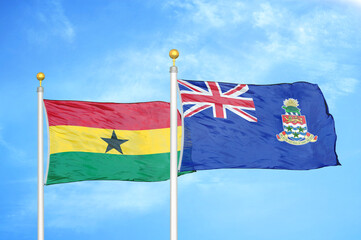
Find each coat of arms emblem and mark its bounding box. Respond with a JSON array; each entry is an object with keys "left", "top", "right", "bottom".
[{"left": 276, "top": 98, "right": 318, "bottom": 145}]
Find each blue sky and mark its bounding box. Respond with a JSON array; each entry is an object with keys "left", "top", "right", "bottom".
[{"left": 1, "top": 0, "right": 361, "bottom": 239}]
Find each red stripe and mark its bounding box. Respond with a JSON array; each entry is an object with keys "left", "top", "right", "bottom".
[
  {"left": 224, "top": 84, "right": 247, "bottom": 96},
  {"left": 178, "top": 80, "right": 203, "bottom": 93},
  {"left": 233, "top": 108, "right": 258, "bottom": 122},
  {"left": 207, "top": 82, "right": 224, "bottom": 118},
  {"left": 181, "top": 92, "right": 255, "bottom": 109},
  {"left": 185, "top": 104, "right": 211, "bottom": 117},
  {"left": 44, "top": 100, "right": 181, "bottom": 130}
]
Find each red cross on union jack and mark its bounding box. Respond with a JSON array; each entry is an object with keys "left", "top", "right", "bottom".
[{"left": 178, "top": 79, "right": 257, "bottom": 122}]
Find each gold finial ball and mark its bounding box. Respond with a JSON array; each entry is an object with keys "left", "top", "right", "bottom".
[
  {"left": 169, "top": 49, "right": 179, "bottom": 60},
  {"left": 36, "top": 72, "right": 45, "bottom": 81}
]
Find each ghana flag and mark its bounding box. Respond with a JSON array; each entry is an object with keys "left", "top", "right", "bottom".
[{"left": 44, "top": 100, "right": 182, "bottom": 185}]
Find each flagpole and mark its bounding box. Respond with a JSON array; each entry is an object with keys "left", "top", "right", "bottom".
[
  {"left": 169, "top": 49, "right": 179, "bottom": 240},
  {"left": 37, "top": 72, "right": 45, "bottom": 240}
]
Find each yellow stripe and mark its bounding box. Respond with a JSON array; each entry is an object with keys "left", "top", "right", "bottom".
[{"left": 49, "top": 125, "right": 182, "bottom": 155}]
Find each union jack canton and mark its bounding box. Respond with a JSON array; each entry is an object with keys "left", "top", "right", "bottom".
[{"left": 177, "top": 79, "right": 257, "bottom": 122}]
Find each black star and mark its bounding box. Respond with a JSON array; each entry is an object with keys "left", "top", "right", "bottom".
[{"left": 101, "top": 130, "right": 128, "bottom": 154}]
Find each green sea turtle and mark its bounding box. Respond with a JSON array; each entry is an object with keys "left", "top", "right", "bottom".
[
  {"left": 282, "top": 98, "right": 301, "bottom": 115},
  {"left": 282, "top": 105, "right": 301, "bottom": 115}
]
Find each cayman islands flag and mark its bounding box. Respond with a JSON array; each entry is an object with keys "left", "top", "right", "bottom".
[{"left": 177, "top": 79, "right": 339, "bottom": 171}]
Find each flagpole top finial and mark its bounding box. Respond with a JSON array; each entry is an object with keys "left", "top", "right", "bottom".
[
  {"left": 169, "top": 49, "right": 179, "bottom": 66},
  {"left": 37, "top": 72, "right": 45, "bottom": 87}
]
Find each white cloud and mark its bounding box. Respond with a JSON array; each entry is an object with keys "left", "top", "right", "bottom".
[
  {"left": 29, "top": 0, "right": 75, "bottom": 43},
  {"left": 178, "top": 170, "right": 294, "bottom": 223},
  {"left": 45, "top": 45, "right": 174, "bottom": 103},
  {"left": 3, "top": 179, "right": 169, "bottom": 231},
  {"left": 44, "top": 181, "right": 169, "bottom": 229},
  {"left": 165, "top": 0, "right": 246, "bottom": 28},
  {"left": 0, "top": 126, "right": 26, "bottom": 161},
  {"left": 320, "top": 77, "right": 358, "bottom": 107},
  {"left": 253, "top": 2, "right": 283, "bottom": 27},
  {"left": 163, "top": 1, "right": 359, "bottom": 86},
  {"left": 339, "top": 78, "right": 358, "bottom": 93},
  {"left": 92, "top": 48, "right": 172, "bottom": 103},
  {"left": 332, "top": 0, "right": 361, "bottom": 7},
  {"left": 56, "top": 1, "right": 360, "bottom": 105}
]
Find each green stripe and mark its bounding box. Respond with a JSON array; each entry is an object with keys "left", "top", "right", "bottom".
[{"left": 46, "top": 152, "right": 191, "bottom": 185}]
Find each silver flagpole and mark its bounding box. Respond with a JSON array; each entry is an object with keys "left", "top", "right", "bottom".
[
  {"left": 169, "top": 49, "right": 179, "bottom": 240},
  {"left": 37, "top": 72, "right": 45, "bottom": 240}
]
